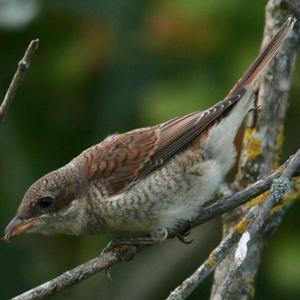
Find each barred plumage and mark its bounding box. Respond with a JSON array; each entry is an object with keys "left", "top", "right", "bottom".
[{"left": 4, "top": 18, "right": 296, "bottom": 241}]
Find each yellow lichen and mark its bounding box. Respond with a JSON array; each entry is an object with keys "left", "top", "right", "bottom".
[
  {"left": 271, "top": 203, "right": 285, "bottom": 215},
  {"left": 234, "top": 218, "right": 250, "bottom": 234},
  {"left": 247, "top": 191, "right": 269, "bottom": 208},
  {"left": 244, "top": 128, "right": 262, "bottom": 160},
  {"left": 285, "top": 191, "right": 300, "bottom": 203},
  {"left": 206, "top": 250, "right": 218, "bottom": 268},
  {"left": 245, "top": 277, "right": 256, "bottom": 298}
]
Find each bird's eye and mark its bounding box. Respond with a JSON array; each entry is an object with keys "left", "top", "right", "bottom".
[{"left": 38, "top": 196, "right": 54, "bottom": 209}]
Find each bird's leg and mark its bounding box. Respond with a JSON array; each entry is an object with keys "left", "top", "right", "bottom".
[
  {"left": 176, "top": 221, "right": 193, "bottom": 244},
  {"left": 107, "top": 236, "right": 157, "bottom": 246},
  {"left": 113, "top": 228, "right": 168, "bottom": 245},
  {"left": 101, "top": 228, "right": 168, "bottom": 254}
]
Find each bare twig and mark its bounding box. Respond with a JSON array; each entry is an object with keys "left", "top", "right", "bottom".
[
  {"left": 10, "top": 247, "right": 137, "bottom": 300},
  {"left": 11, "top": 151, "right": 300, "bottom": 300},
  {"left": 211, "top": 1, "right": 300, "bottom": 298},
  {"left": 169, "top": 166, "right": 282, "bottom": 236},
  {"left": 166, "top": 207, "right": 258, "bottom": 300},
  {"left": 166, "top": 150, "right": 300, "bottom": 300},
  {"left": 246, "top": 150, "right": 300, "bottom": 237},
  {"left": 0, "top": 39, "right": 39, "bottom": 123},
  {"left": 187, "top": 169, "right": 281, "bottom": 229},
  {"left": 213, "top": 149, "right": 300, "bottom": 300}
]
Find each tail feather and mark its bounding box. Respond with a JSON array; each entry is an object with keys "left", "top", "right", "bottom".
[
  {"left": 227, "top": 17, "right": 296, "bottom": 97},
  {"left": 205, "top": 17, "right": 296, "bottom": 168}
]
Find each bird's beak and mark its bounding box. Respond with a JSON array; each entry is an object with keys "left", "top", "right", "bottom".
[{"left": 3, "top": 216, "right": 36, "bottom": 242}]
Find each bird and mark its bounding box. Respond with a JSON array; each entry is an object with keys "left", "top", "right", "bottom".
[{"left": 3, "top": 18, "right": 296, "bottom": 245}]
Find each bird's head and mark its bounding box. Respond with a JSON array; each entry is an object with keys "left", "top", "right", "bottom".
[{"left": 3, "top": 165, "right": 85, "bottom": 241}]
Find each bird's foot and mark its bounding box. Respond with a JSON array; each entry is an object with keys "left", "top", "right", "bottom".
[
  {"left": 176, "top": 222, "right": 193, "bottom": 244},
  {"left": 150, "top": 228, "right": 168, "bottom": 243},
  {"left": 101, "top": 239, "right": 137, "bottom": 261}
]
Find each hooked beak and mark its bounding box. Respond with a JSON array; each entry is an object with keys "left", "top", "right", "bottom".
[{"left": 3, "top": 216, "right": 36, "bottom": 242}]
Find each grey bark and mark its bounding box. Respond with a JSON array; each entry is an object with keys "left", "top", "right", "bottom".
[
  {"left": 10, "top": 250, "right": 125, "bottom": 300},
  {"left": 212, "top": 150, "right": 300, "bottom": 300},
  {"left": 211, "top": 1, "right": 300, "bottom": 299},
  {"left": 165, "top": 149, "right": 300, "bottom": 300}
]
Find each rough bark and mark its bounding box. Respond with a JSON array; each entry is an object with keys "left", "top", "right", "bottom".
[
  {"left": 10, "top": 250, "right": 127, "bottom": 300},
  {"left": 210, "top": 1, "right": 300, "bottom": 299}
]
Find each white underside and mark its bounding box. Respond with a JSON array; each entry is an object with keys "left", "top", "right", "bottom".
[
  {"left": 58, "top": 87, "right": 255, "bottom": 235},
  {"left": 152, "top": 88, "right": 255, "bottom": 231},
  {"left": 157, "top": 159, "right": 223, "bottom": 231}
]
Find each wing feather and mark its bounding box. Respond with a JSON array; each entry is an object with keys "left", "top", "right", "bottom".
[
  {"left": 79, "top": 18, "right": 295, "bottom": 195},
  {"left": 82, "top": 88, "right": 245, "bottom": 195}
]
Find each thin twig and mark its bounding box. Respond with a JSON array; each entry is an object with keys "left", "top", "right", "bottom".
[
  {"left": 188, "top": 169, "right": 281, "bottom": 229},
  {"left": 214, "top": 149, "right": 300, "bottom": 300},
  {"left": 166, "top": 207, "right": 258, "bottom": 300},
  {"left": 11, "top": 151, "right": 300, "bottom": 300},
  {"left": 166, "top": 151, "right": 300, "bottom": 300},
  {"left": 211, "top": 1, "right": 300, "bottom": 298},
  {"left": 0, "top": 39, "right": 39, "bottom": 123},
  {"left": 171, "top": 160, "right": 293, "bottom": 236},
  {"left": 11, "top": 247, "right": 137, "bottom": 300}
]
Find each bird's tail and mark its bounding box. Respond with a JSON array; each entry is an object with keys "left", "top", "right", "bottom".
[
  {"left": 204, "top": 17, "right": 296, "bottom": 165},
  {"left": 227, "top": 17, "right": 296, "bottom": 97}
]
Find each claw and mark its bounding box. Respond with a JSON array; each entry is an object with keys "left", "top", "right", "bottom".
[
  {"left": 181, "top": 221, "right": 192, "bottom": 236},
  {"left": 176, "top": 233, "right": 193, "bottom": 244},
  {"left": 105, "top": 267, "right": 113, "bottom": 282},
  {"left": 182, "top": 228, "right": 191, "bottom": 237},
  {"left": 176, "top": 222, "right": 193, "bottom": 244},
  {"left": 101, "top": 240, "right": 116, "bottom": 255}
]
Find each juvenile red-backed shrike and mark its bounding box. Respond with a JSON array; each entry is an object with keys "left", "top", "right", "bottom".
[{"left": 4, "top": 18, "right": 296, "bottom": 244}]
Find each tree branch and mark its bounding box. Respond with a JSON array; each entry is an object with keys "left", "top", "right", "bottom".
[
  {"left": 11, "top": 150, "right": 300, "bottom": 300},
  {"left": 0, "top": 39, "right": 39, "bottom": 124},
  {"left": 166, "top": 151, "right": 300, "bottom": 300},
  {"left": 10, "top": 249, "right": 136, "bottom": 300},
  {"left": 213, "top": 149, "right": 300, "bottom": 300},
  {"left": 211, "top": 1, "right": 300, "bottom": 299},
  {"left": 166, "top": 207, "right": 258, "bottom": 300}
]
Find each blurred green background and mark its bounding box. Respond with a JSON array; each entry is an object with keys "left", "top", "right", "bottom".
[{"left": 0, "top": 0, "right": 299, "bottom": 299}]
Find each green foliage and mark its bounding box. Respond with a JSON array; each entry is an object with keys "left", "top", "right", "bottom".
[{"left": 0, "top": 1, "right": 299, "bottom": 299}]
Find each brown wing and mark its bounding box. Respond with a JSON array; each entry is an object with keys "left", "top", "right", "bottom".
[
  {"left": 81, "top": 128, "right": 159, "bottom": 195},
  {"left": 82, "top": 89, "right": 244, "bottom": 195},
  {"left": 81, "top": 17, "right": 295, "bottom": 196}
]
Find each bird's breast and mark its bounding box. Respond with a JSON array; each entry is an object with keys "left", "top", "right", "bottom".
[{"left": 93, "top": 145, "right": 225, "bottom": 234}]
